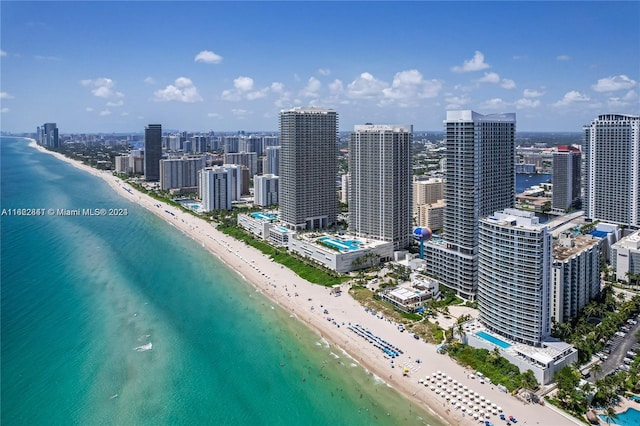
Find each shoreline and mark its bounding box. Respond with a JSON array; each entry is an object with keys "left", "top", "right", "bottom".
[{"left": 26, "top": 139, "right": 580, "bottom": 426}]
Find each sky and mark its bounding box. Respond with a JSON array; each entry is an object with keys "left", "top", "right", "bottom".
[{"left": 1, "top": 1, "right": 639, "bottom": 133}]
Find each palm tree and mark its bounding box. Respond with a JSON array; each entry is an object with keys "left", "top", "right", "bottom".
[
  {"left": 590, "top": 363, "right": 602, "bottom": 382},
  {"left": 604, "top": 406, "right": 617, "bottom": 425}
]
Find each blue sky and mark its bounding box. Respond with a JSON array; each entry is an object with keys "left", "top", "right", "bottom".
[{"left": 1, "top": 1, "right": 638, "bottom": 133}]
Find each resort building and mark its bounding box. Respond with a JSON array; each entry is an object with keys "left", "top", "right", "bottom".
[
  {"left": 237, "top": 212, "right": 291, "bottom": 247},
  {"left": 278, "top": 107, "right": 338, "bottom": 231},
  {"left": 287, "top": 233, "right": 394, "bottom": 274},
  {"left": 584, "top": 114, "right": 640, "bottom": 229},
  {"left": 552, "top": 145, "right": 581, "bottom": 212},
  {"left": 551, "top": 232, "right": 602, "bottom": 323},
  {"left": 348, "top": 124, "right": 413, "bottom": 250},
  {"left": 159, "top": 156, "right": 206, "bottom": 191},
  {"left": 254, "top": 174, "right": 279, "bottom": 207},
  {"left": 144, "top": 124, "right": 162, "bottom": 182},
  {"left": 477, "top": 209, "right": 552, "bottom": 347},
  {"left": 464, "top": 320, "right": 578, "bottom": 385},
  {"left": 425, "top": 111, "right": 516, "bottom": 300},
  {"left": 198, "top": 166, "right": 232, "bottom": 211},
  {"left": 612, "top": 230, "right": 640, "bottom": 283},
  {"left": 115, "top": 155, "right": 130, "bottom": 174},
  {"left": 380, "top": 273, "right": 440, "bottom": 313}
]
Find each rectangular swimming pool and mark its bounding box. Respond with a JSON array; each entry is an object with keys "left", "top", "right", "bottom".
[{"left": 476, "top": 331, "right": 512, "bottom": 349}]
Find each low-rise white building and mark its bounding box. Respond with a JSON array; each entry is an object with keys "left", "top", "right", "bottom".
[
  {"left": 612, "top": 230, "right": 640, "bottom": 282},
  {"left": 288, "top": 233, "right": 394, "bottom": 274},
  {"left": 380, "top": 273, "right": 440, "bottom": 313}
]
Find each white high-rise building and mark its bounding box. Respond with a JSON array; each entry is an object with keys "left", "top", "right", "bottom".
[
  {"left": 348, "top": 124, "right": 413, "bottom": 250},
  {"left": 478, "top": 209, "right": 552, "bottom": 347},
  {"left": 425, "top": 111, "right": 516, "bottom": 300},
  {"left": 551, "top": 233, "right": 601, "bottom": 323},
  {"left": 584, "top": 114, "right": 640, "bottom": 229},
  {"left": 160, "top": 156, "right": 206, "bottom": 190},
  {"left": 265, "top": 146, "right": 280, "bottom": 176},
  {"left": 254, "top": 174, "right": 279, "bottom": 207},
  {"left": 279, "top": 107, "right": 338, "bottom": 230},
  {"left": 341, "top": 173, "right": 350, "bottom": 204},
  {"left": 198, "top": 167, "right": 232, "bottom": 211},
  {"left": 224, "top": 151, "right": 258, "bottom": 177}
]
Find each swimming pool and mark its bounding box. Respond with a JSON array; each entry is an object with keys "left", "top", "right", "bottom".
[
  {"left": 318, "top": 237, "right": 361, "bottom": 252},
  {"left": 476, "top": 331, "right": 512, "bottom": 349},
  {"left": 599, "top": 407, "right": 640, "bottom": 426},
  {"left": 251, "top": 212, "right": 277, "bottom": 221}
]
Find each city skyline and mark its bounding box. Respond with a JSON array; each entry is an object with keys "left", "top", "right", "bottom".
[{"left": 1, "top": 1, "right": 638, "bottom": 133}]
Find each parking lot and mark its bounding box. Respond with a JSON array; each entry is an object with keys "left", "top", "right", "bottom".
[{"left": 591, "top": 314, "right": 640, "bottom": 380}]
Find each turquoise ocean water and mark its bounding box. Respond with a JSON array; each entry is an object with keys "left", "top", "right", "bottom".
[{"left": 1, "top": 137, "right": 441, "bottom": 426}]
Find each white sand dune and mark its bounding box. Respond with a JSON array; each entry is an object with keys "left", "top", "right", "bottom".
[{"left": 29, "top": 139, "right": 580, "bottom": 426}]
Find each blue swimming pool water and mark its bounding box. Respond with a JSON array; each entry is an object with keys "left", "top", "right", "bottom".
[
  {"left": 599, "top": 407, "right": 640, "bottom": 426},
  {"left": 476, "top": 331, "right": 512, "bottom": 349},
  {"left": 250, "top": 212, "right": 277, "bottom": 221},
  {"left": 318, "top": 237, "right": 361, "bottom": 252}
]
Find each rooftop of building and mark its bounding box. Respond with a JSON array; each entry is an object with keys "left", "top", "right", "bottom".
[
  {"left": 553, "top": 233, "right": 600, "bottom": 261},
  {"left": 612, "top": 230, "right": 640, "bottom": 250}
]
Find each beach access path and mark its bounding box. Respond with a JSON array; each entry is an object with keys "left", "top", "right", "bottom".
[{"left": 30, "top": 140, "right": 581, "bottom": 426}]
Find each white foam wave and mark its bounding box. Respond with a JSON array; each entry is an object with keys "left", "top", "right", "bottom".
[{"left": 134, "top": 342, "right": 153, "bottom": 352}]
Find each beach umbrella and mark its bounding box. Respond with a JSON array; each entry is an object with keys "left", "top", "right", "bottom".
[
  {"left": 419, "top": 379, "right": 424, "bottom": 384},
  {"left": 461, "top": 407, "right": 466, "bottom": 412},
  {"left": 463, "top": 386, "right": 468, "bottom": 391},
  {"left": 430, "top": 386, "right": 435, "bottom": 391},
  {"left": 445, "top": 395, "right": 450, "bottom": 400},
  {"left": 435, "top": 389, "right": 440, "bottom": 394},
  {"left": 497, "top": 406, "right": 502, "bottom": 412},
  {"left": 473, "top": 414, "right": 479, "bottom": 419},
  {"left": 437, "top": 370, "right": 442, "bottom": 375},
  {"left": 491, "top": 403, "right": 497, "bottom": 409},
  {"left": 480, "top": 396, "right": 485, "bottom": 401}
]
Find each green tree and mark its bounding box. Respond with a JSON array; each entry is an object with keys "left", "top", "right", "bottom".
[{"left": 604, "top": 406, "right": 617, "bottom": 425}]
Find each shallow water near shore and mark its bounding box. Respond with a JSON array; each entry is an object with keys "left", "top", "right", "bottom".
[{"left": 1, "top": 137, "right": 443, "bottom": 425}]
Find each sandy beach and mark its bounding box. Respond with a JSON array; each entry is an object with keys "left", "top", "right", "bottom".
[{"left": 29, "top": 140, "right": 581, "bottom": 426}]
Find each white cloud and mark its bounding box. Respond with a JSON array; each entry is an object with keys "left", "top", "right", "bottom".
[
  {"left": 234, "top": 76, "right": 254, "bottom": 91},
  {"left": 347, "top": 72, "right": 389, "bottom": 99},
  {"left": 34, "top": 55, "right": 61, "bottom": 61},
  {"left": 328, "top": 79, "right": 344, "bottom": 94},
  {"left": 553, "top": 90, "right": 590, "bottom": 107},
  {"left": 318, "top": 68, "right": 331, "bottom": 76},
  {"left": 99, "top": 109, "right": 112, "bottom": 116},
  {"left": 501, "top": 79, "right": 516, "bottom": 89},
  {"left": 556, "top": 55, "right": 570, "bottom": 61},
  {"left": 445, "top": 95, "right": 471, "bottom": 109},
  {"left": 246, "top": 88, "right": 269, "bottom": 100},
  {"left": 106, "top": 100, "right": 124, "bottom": 107},
  {"left": 477, "top": 72, "right": 500, "bottom": 84},
  {"left": 451, "top": 51, "right": 490, "bottom": 73},
  {"left": 1, "top": 107, "right": 9, "bottom": 113},
  {"left": 592, "top": 75, "right": 637, "bottom": 92},
  {"left": 85, "top": 107, "right": 94, "bottom": 112},
  {"left": 0, "top": 92, "right": 14, "bottom": 99},
  {"left": 121, "top": 112, "right": 129, "bottom": 116},
  {"left": 231, "top": 109, "right": 250, "bottom": 118},
  {"left": 0, "top": 50, "right": 6, "bottom": 57},
  {"left": 300, "top": 77, "right": 322, "bottom": 98},
  {"left": 153, "top": 77, "right": 203, "bottom": 103},
  {"left": 481, "top": 98, "right": 510, "bottom": 110},
  {"left": 144, "top": 76, "right": 156, "bottom": 85},
  {"left": 208, "top": 112, "right": 222, "bottom": 118},
  {"left": 607, "top": 90, "right": 639, "bottom": 108},
  {"left": 523, "top": 89, "right": 544, "bottom": 98},
  {"left": 515, "top": 98, "right": 541, "bottom": 109},
  {"left": 81, "top": 78, "right": 124, "bottom": 99},
  {"left": 381, "top": 70, "right": 442, "bottom": 107},
  {"left": 194, "top": 50, "right": 223, "bottom": 64},
  {"left": 270, "top": 82, "right": 284, "bottom": 93}
]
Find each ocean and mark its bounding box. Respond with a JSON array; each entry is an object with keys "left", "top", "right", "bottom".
[{"left": 0, "top": 137, "right": 441, "bottom": 426}]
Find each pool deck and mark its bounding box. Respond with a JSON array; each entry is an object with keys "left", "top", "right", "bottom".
[{"left": 596, "top": 394, "right": 640, "bottom": 425}]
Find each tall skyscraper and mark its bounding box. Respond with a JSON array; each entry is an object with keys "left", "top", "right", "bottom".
[
  {"left": 265, "top": 146, "right": 281, "bottom": 175},
  {"left": 425, "top": 111, "right": 516, "bottom": 300},
  {"left": 552, "top": 145, "right": 581, "bottom": 211},
  {"left": 254, "top": 174, "right": 279, "bottom": 207},
  {"left": 144, "top": 124, "right": 162, "bottom": 182},
  {"left": 198, "top": 167, "right": 232, "bottom": 211},
  {"left": 278, "top": 107, "right": 338, "bottom": 230},
  {"left": 478, "top": 209, "right": 552, "bottom": 347},
  {"left": 584, "top": 114, "right": 640, "bottom": 229},
  {"left": 348, "top": 124, "right": 413, "bottom": 250},
  {"left": 37, "top": 123, "right": 59, "bottom": 148}
]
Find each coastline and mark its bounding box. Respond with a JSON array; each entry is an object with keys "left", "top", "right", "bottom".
[{"left": 26, "top": 139, "right": 580, "bottom": 426}]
